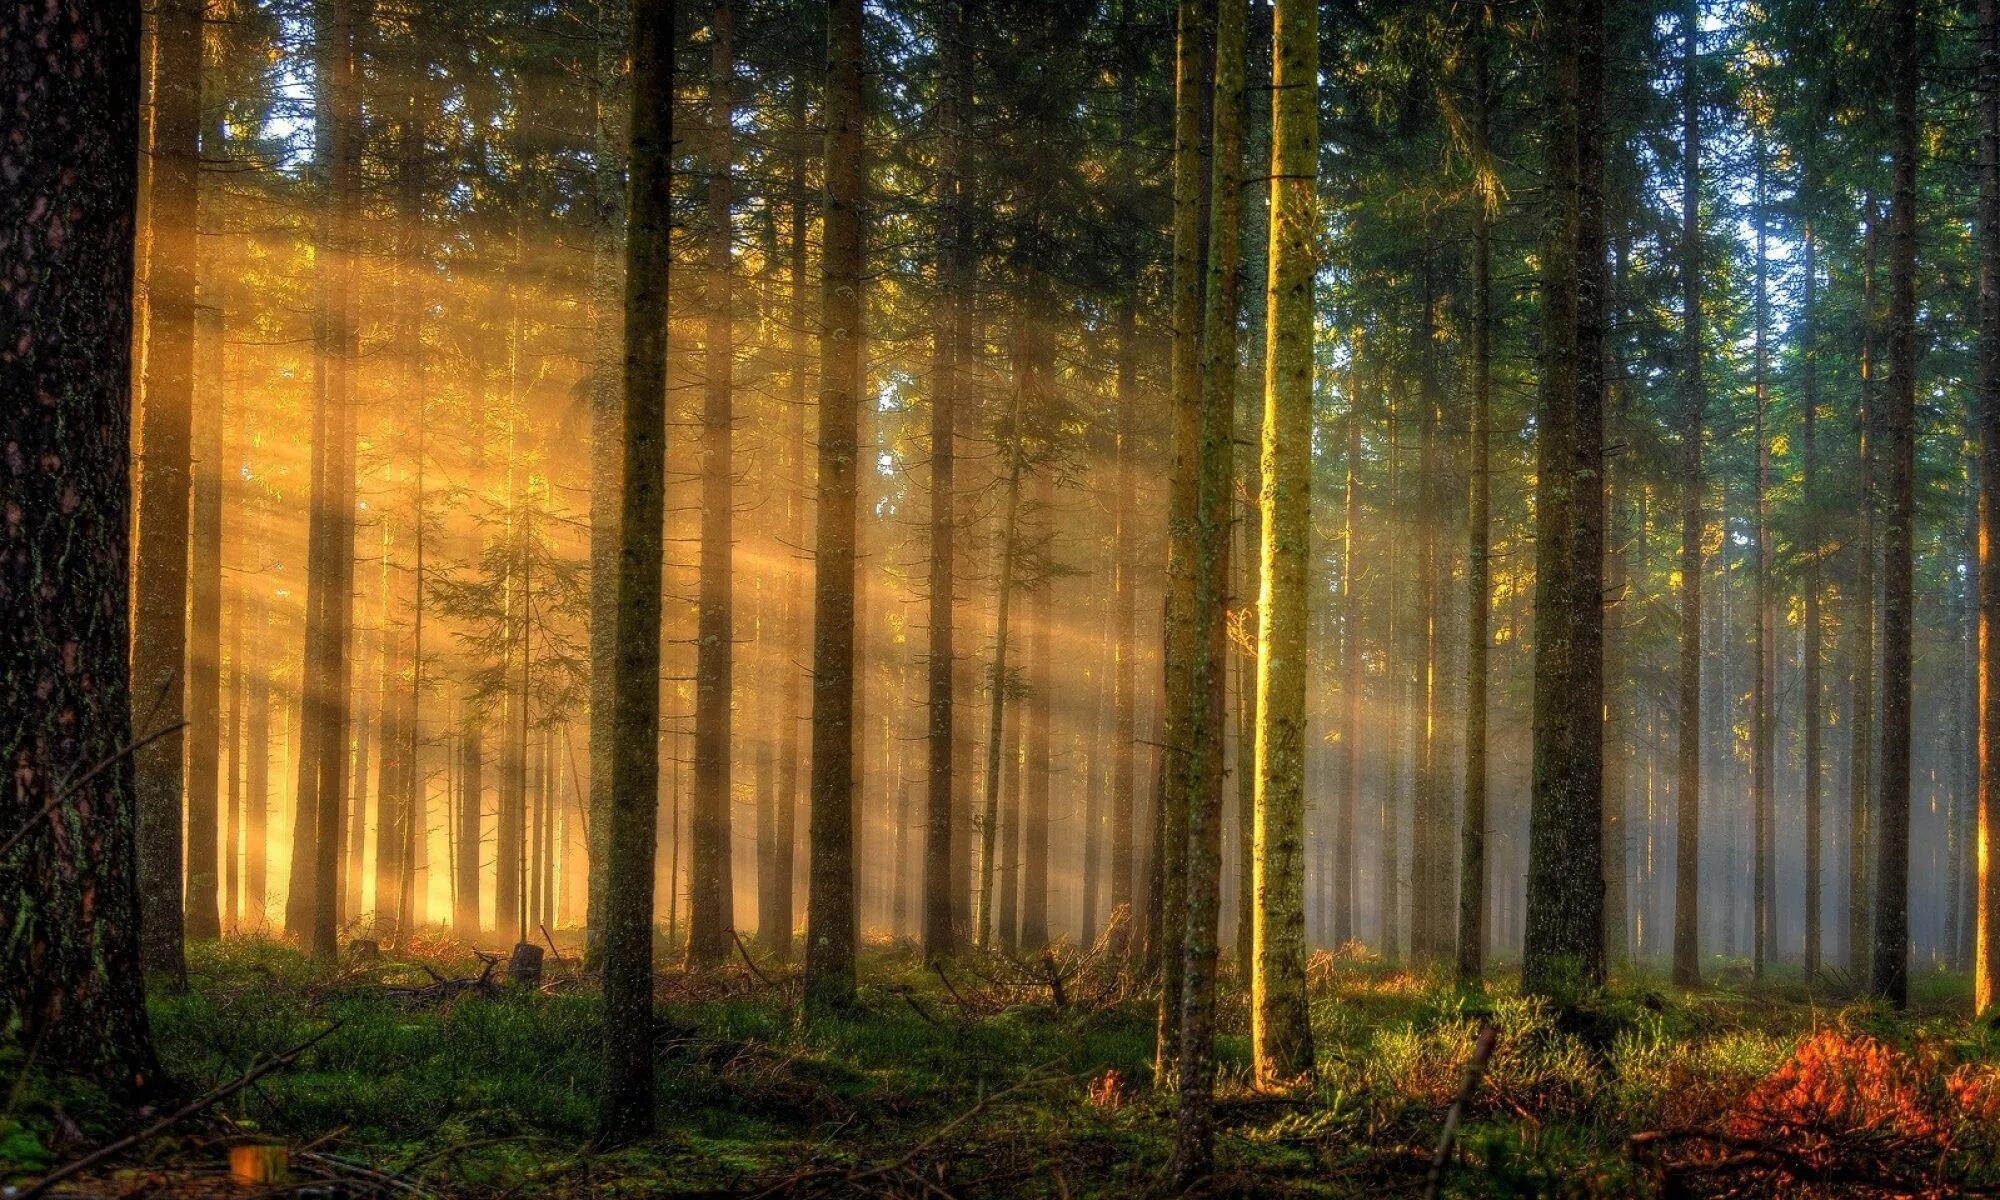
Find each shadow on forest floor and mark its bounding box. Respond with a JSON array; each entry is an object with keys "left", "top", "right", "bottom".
[{"left": 7, "top": 932, "right": 2000, "bottom": 1197}]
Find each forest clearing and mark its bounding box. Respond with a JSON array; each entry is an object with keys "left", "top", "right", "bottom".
[{"left": 12, "top": 0, "right": 2000, "bottom": 1193}]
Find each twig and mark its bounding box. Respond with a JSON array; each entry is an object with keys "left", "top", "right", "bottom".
[
  {"left": 1421, "top": 1017, "right": 1498, "bottom": 1200},
  {"left": 895, "top": 988, "right": 944, "bottom": 1028},
  {"left": 733, "top": 929, "right": 776, "bottom": 988},
  {"left": 540, "top": 923, "right": 564, "bottom": 964},
  {"left": 0, "top": 720, "right": 189, "bottom": 863},
  {"left": 21, "top": 1022, "right": 341, "bottom": 1200},
  {"left": 932, "top": 960, "right": 972, "bottom": 1014}
]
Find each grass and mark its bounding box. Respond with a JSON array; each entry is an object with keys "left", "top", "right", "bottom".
[{"left": 6, "top": 935, "right": 1999, "bottom": 1197}]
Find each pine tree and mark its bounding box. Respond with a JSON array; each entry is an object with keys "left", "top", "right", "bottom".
[
  {"left": 804, "top": 0, "right": 867, "bottom": 1017},
  {"left": 1251, "top": 0, "right": 1317, "bottom": 1087},
  {"left": 596, "top": 0, "right": 674, "bottom": 1148}
]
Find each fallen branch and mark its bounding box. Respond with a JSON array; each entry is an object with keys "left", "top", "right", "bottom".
[
  {"left": 932, "top": 960, "right": 973, "bottom": 1015},
  {"left": 1421, "top": 1017, "right": 1498, "bottom": 1200},
  {"left": 733, "top": 929, "right": 776, "bottom": 989},
  {"left": 21, "top": 1022, "right": 341, "bottom": 1200}
]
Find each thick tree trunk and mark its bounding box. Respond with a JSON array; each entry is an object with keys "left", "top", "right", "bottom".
[
  {"left": 1524, "top": 0, "right": 1606, "bottom": 998},
  {"left": 689, "top": 0, "right": 737, "bottom": 968},
  {"left": 596, "top": 0, "right": 673, "bottom": 1148},
  {"left": 1252, "top": 0, "right": 1317, "bottom": 1087},
  {"left": 134, "top": 0, "right": 204, "bottom": 982},
  {"left": 804, "top": 0, "right": 866, "bottom": 1016},
  {"left": 1872, "top": 0, "right": 1918, "bottom": 1008},
  {"left": 0, "top": 0, "right": 160, "bottom": 1093}
]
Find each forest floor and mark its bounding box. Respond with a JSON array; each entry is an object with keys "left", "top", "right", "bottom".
[{"left": 7, "top": 934, "right": 2000, "bottom": 1199}]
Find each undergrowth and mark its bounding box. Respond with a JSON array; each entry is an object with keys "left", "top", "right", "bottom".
[{"left": 5, "top": 935, "right": 1997, "bottom": 1197}]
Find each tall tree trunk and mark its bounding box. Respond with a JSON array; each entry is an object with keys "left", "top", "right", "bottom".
[
  {"left": 1336, "top": 394, "right": 1360, "bottom": 950},
  {"left": 998, "top": 665, "right": 1022, "bottom": 950},
  {"left": 133, "top": 0, "right": 203, "bottom": 982},
  {"left": 975, "top": 374, "right": 1028, "bottom": 949},
  {"left": 1850, "top": 200, "right": 1880, "bottom": 979},
  {"left": 1524, "top": 0, "right": 1607, "bottom": 997},
  {"left": 1978, "top": 0, "right": 2000, "bottom": 1016},
  {"left": 1803, "top": 206, "right": 1824, "bottom": 982},
  {"left": 690, "top": 0, "right": 737, "bottom": 968},
  {"left": 246, "top": 576, "right": 270, "bottom": 928},
  {"left": 1251, "top": 0, "right": 1317, "bottom": 1086},
  {"left": 0, "top": 0, "right": 160, "bottom": 1093},
  {"left": 1669, "top": 0, "right": 1703, "bottom": 989},
  {"left": 1872, "top": 0, "right": 1919, "bottom": 1008},
  {"left": 585, "top": 0, "right": 629, "bottom": 963},
  {"left": 1173, "top": 0, "right": 1244, "bottom": 1172},
  {"left": 804, "top": 0, "right": 866, "bottom": 1016},
  {"left": 924, "top": 0, "right": 971, "bottom": 960},
  {"left": 596, "top": 0, "right": 673, "bottom": 1148},
  {"left": 1458, "top": 7, "right": 1492, "bottom": 982},
  {"left": 290, "top": 0, "right": 361, "bottom": 963},
  {"left": 764, "top": 81, "right": 812, "bottom": 961},
  {"left": 1751, "top": 142, "right": 1773, "bottom": 981},
  {"left": 187, "top": 242, "right": 225, "bottom": 944},
  {"left": 1022, "top": 478, "right": 1056, "bottom": 949},
  {"left": 1156, "top": 0, "right": 1213, "bottom": 1070}
]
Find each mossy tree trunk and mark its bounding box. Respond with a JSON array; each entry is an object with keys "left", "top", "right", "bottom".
[
  {"left": 1173, "top": 0, "right": 1244, "bottom": 1174},
  {"left": 1251, "top": 0, "right": 1317, "bottom": 1088},
  {"left": 0, "top": 0, "right": 161, "bottom": 1096}
]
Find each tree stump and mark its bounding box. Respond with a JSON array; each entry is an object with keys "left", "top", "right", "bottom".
[
  {"left": 508, "top": 942, "right": 544, "bottom": 990},
  {"left": 347, "top": 938, "right": 381, "bottom": 962}
]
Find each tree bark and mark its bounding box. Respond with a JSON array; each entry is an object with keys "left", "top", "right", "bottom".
[
  {"left": 1872, "top": 0, "right": 1918, "bottom": 1009},
  {"left": 689, "top": 0, "right": 737, "bottom": 968},
  {"left": 0, "top": 0, "right": 160, "bottom": 1094},
  {"left": 133, "top": 0, "right": 204, "bottom": 982},
  {"left": 924, "top": 0, "right": 972, "bottom": 960},
  {"left": 1252, "top": 0, "right": 1317, "bottom": 1087},
  {"left": 804, "top": 0, "right": 866, "bottom": 1017},
  {"left": 585, "top": 0, "right": 629, "bottom": 964},
  {"left": 1669, "top": 0, "right": 1703, "bottom": 990},
  {"left": 596, "top": 0, "right": 673, "bottom": 1148},
  {"left": 1173, "top": 0, "right": 1245, "bottom": 1171},
  {"left": 1751, "top": 141, "right": 1774, "bottom": 981},
  {"left": 1524, "top": 0, "right": 1607, "bottom": 998},
  {"left": 1849, "top": 200, "right": 1880, "bottom": 979},
  {"left": 1457, "top": 6, "right": 1492, "bottom": 983},
  {"left": 1802, "top": 205, "right": 1824, "bottom": 982}
]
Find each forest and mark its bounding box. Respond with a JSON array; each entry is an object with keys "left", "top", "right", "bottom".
[{"left": 8, "top": 0, "right": 2000, "bottom": 1193}]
